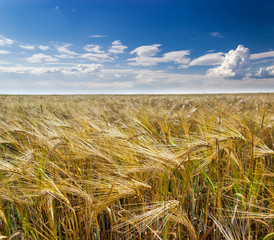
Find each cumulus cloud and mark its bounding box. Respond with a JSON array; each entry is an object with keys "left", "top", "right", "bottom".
[
  {"left": 84, "top": 44, "right": 104, "bottom": 53},
  {"left": 190, "top": 52, "right": 224, "bottom": 66},
  {"left": 39, "top": 45, "right": 50, "bottom": 51},
  {"left": 250, "top": 51, "right": 274, "bottom": 60},
  {"left": 210, "top": 32, "right": 223, "bottom": 38},
  {"left": 0, "top": 35, "right": 14, "bottom": 46},
  {"left": 20, "top": 45, "right": 35, "bottom": 50},
  {"left": 255, "top": 65, "right": 274, "bottom": 78},
  {"left": 109, "top": 40, "right": 127, "bottom": 54},
  {"left": 0, "top": 50, "right": 10, "bottom": 54},
  {"left": 128, "top": 44, "right": 190, "bottom": 67},
  {"left": 207, "top": 45, "right": 250, "bottom": 79},
  {"left": 26, "top": 53, "right": 58, "bottom": 63}
]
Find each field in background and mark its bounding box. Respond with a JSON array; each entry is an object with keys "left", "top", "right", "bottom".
[{"left": 0, "top": 94, "right": 273, "bottom": 240}]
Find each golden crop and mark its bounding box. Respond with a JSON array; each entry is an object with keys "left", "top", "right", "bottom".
[{"left": 0, "top": 94, "right": 273, "bottom": 239}]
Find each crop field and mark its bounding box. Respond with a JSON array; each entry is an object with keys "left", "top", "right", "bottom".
[{"left": 0, "top": 94, "right": 273, "bottom": 240}]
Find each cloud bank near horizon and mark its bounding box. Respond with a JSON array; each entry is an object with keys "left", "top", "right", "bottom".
[{"left": 0, "top": 34, "right": 273, "bottom": 93}]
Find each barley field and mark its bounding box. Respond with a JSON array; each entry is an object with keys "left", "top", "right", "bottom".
[{"left": 0, "top": 94, "right": 273, "bottom": 240}]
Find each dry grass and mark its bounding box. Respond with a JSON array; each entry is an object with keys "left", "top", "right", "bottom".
[{"left": 0, "top": 93, "right": 273, "bottom": 240}]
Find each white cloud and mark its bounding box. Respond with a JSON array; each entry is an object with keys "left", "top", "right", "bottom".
[
  {"left": 0, "top": 50, "right": 10, "bottom": 54},
  {"left": 178, "top": 65, "right": 189, "bottom": 69},
  {"left": 20, "top": 45, "right": 35, "bottom": 50},
  {"left": 62, "top": 64, "right": 102, "bottom": 75},
  {"left": 57, "top": 44, "right": 77, "bottom": 56},
  {"left": 207, "top": 45, "right": 250, "bottom": 79},
  {"left": 89, "top": 35, "right": 106, "bottom": 38},
  {"left": 130, "top": 44, "right": 161, "bottom": 58},
  {"left": 210, "top": 32, "right": 224, "bottom": 38},
  {"left": 0, "top": 35, "right": 14, "bottom": 46},
  {"left": 250, "top": 51, "right": 274, "bottom": 60},
  {"left": 26, "top": 53, "right": 58, "bottom": 63},
  {"left": 2, "top": 61, "right": 272, "bottom": 93},
  {"left": 128, "top": 44, "right": 190, "bottom": 67},
  {"left": 0, "top": 64, "right": 102, "bottom": 75},
  {"left": 133, "top": 70, "right": 202, "bottom": 85},
  {"left": 54, "top": 54, "right": 75, "bottom": 59},
  {"left": 163, "top": 50, "right": 190, "bottom": 64},
  {"left": 128, "top": 44, "right": 165, "bottom": 66},
  {"left": 84, "top": 44, "right": 104, "bottom": 53},
  {"left": 81, "top": 53, "right": 114, "bottom": 63},
  {"left": 127, "top": 56, "right": 163, "bottom": 66},
  {"left": 109, "top": 40, "right": 127, "bottom": 54},
  {"left": 0, "top": 66, "right": 41, "bottom": 74},
  {"left": 62, "top": 80, "right": 134, "bottom": 89},
  {"left": 255, "top": 65, "right": 274, "bottom": 78},
  {"left": 99, "top": 68, "right": 209, "bottom": 88},
  {"left": 38, "top": 45, "right": 50, "bottom": 51},
  {"left": 0, "top": 60, "right": 10, "bottom": 64},
  {"left": 190, "top": 52, "right": 224, "bottom": 66}
]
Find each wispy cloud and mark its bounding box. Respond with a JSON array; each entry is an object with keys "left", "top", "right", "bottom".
[
  {"left": 81, "top": 53, "right": 114, "bottom": 63},
  {"left": 55, "top": 54, "right": 75, "bottom": 59},
  {"left": 250, "top": 50, "right": 274, "bottom": 60},
  {"left": 128, "top": 44, "right": 164, "bottom": 66},
  {"left": 190, "top": 52, "right": 224, "bottom": 66},
  {"left": 38, "top": 45, "right": 50, "bottom": 51},
  {"left": 0, "top": 50, "right": 10, "bottom": 54},
  {"left": 130, "top": 44, "right": 161, "bottom": 58},
  {"left": 128, "top": 44, "right": 190, "bottom": 67},
  {"left": 99, "top": 68, "right": 208, "bottom": 87},
  {"left": 26, "top": 53, "right": 58, "bottom": 63},
  {"left": 61, "top": 80, "right": 134, "bottom": 89},
  {"left": 84, "top": 44, "right": 104, "bottom": 53},
  {"left": 209, "top": 32, "right": 224, "bottom": 38},
  {"left": 0, "top": 35, "right": 14, "bottom": 46},
  {"left": 82, "top": 42, "right": 126, "bottom": 62},
  {"left": 0, "top": 64, "right": 102, "bottom": 75},
  {"left": 20, "top": 44, "right": 35, "bottom": 50},
  {"left": 163, "top": 50, "right": 190, "bottom": 66},
  {"left": 56, "top": 44, "right": 77, "bottom": 56},
  {"left": 61, "top": 64, "right": 102, "bottom": 74},
  {"left": 89, "top": 35, "right": 106, "bottom": 38},
  {"left": 0, "top": 60, "right": 10, "bottom": 64},
  {"left": 109, "top": 40, "right": 127, "bottom": 54}
]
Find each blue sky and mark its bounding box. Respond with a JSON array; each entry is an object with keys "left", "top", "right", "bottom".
[{"left": 0, "top": 0, "right": 273, "bottom": 94}]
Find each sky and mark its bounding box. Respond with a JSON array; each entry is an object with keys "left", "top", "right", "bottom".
[{"left": 0, "top": 0, "right": 273, "bottom": 94}]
